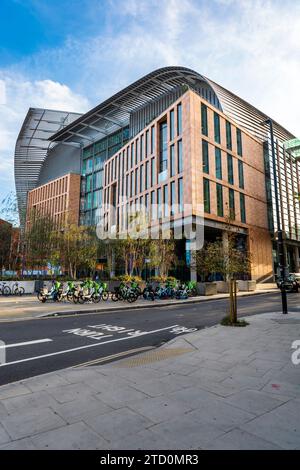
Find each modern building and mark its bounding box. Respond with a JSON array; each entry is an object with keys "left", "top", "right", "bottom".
[{"left": 15, "top": 67, "right": 300, "bottom": 279}]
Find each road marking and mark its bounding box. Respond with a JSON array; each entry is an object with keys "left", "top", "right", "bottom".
[
  {"left": 0, "top": 338, "right": 52, "bottom": 349},
  {"left": 72, "top": 346, "right": 154, "bottom": 368},
  {"left": 0, "top": 325, "right": 179, "bottom": 368}
]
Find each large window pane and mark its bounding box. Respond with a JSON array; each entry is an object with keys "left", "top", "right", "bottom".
[
  {"left": 215, "top": 147, "right": 222, "bottom": 179},
  {"left": 159, "top": 121, "right": 168, "bottom": 173},
  {"left": 170, "top": 181, "right": 175, "bottom": 215},
  {"left": 178, "top": 178, "right": 183, "bottom": 213},
  {"left": 214, "top": 112, "right": 221, "bottom": 144},
  {"left": 163, "top": 185, "right": 168, "bottom": 217},
  {"left": 170, "top": 109, "right": 175, "bottom": 141},
  {"left": 226, "top": 121, "right": 232, "bottom": 150},
  {"left": 237, "top": 128, "right": 243, "bottom": 156},
  {"left": 202, "top": 140, "right": 209, "bottom": 174},
  {"left": 240, "top": 193, "right": 246, "bottom": 223},
  {"left": 170, "top": 144, "right": 176, "bottom": 177},
  {"left": 216, "top": 183, "right": 223, "bottom": 217},
  {"left": 203, "top": 178, "right": 210, "bottom": 213},
  {"left": 229, "top": 188, "right": 235, "bottom": 220},
  {"left": 238, "top": 160, "right": 244, "bottom": 189},
  {"left": 201, "top": 103, "right": 208, "bottom": 136},
  {"left": 178, "top": 139, "right": 183, "bottom": 173},
  {"left": 177, "top": 103, "right": 182, "bottom": 136},
  {"left": 227, "top": 154, "right": 234, "bottom": 185}
]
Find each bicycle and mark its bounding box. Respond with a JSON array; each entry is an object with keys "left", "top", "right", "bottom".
[
  {"left": 0, "top": 281, "right": 11, "bottom": 296},
  {"left": 11, "top": 282, "right": 25, "bottom": 296}
]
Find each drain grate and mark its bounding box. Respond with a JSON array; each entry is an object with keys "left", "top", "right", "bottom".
[{"left": 115, "top": 347, "right": 194, "bottom": 368}]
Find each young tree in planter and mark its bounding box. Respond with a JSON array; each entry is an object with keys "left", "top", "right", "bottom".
[
  {"left": 25, "top": 210, "right": 56, "bottom": 274},
  {"left": 149, "top": 230, "right": 177, "bottom": 278},
  {"left": 197, "top": 236, "right": 251, "bottom": 325}
]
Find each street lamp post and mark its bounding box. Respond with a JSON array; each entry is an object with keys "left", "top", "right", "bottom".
[{"left": 262, "top": 118, "right": 288, "bottom": 314}]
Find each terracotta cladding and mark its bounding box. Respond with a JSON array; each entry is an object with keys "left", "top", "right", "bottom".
[
  {"left": 102, "top": 89, "right": 273, "bottom": 278},
  {"left": 26, "top": 173, "right": 80, "bottom": 230}
]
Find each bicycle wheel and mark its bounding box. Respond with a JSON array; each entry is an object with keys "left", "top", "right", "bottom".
[
  {"left": 37, "top": 292, "right": 45, "bottom": 302},
  {"left": 101, "top": 291, "right": 109, "bottom": 301},
  {"left": 92, "top": 293, "right": 101, "bottom": 303},
  {"left": 3, "top": 286, "right": 11, "bottom": 296},
  {"left": 111, "top": 292, "right": 119, "bottom": 302},
  {"left": 127, "top": 292, "right": 137, "bottom": 303},
  {"left": 18, "top": 287, "right": 25, "bottom": 296}
]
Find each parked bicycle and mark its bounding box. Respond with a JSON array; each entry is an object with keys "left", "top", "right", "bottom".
[
  {"left": 0, "top": 281, "right": 11, "bottom": 296},
  {"left": 11, "top": 282, "right": 25, "bottom": 296}
]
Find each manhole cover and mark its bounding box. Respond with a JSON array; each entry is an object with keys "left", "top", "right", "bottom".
[{"left": 115, "top": 347, "right": 194, "bottom": 368}]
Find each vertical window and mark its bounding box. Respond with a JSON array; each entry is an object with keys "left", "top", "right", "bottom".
[
  {"left": 203, "top": 178, "right": 210, "bottom": 213},
  {"left": 140, "top": 165, "right": 144, "bottom": 192},
  {"left": 238, "top": 160, "right": 244, "bottom": 189},
  {"left": 177, "top": 103, "right": 182, "bottom": 136},
  {"left": 135, "top": 139, "right": 139, "bottom": 164},
  {"left": 229, "top": 188, "right": 235, "bottom": 220},
  {"left": 151, "top": 126, "right": 155, "bottom": 154},
  {"left": 226, "top": 121, "right": 232, "bottom": 150},
  {"left": 178, "top": 178, "right": 183, "bottom": 213},
  {"left": 170, "top": 181, "right": 175, "bottom": 215},
  {"left": 163, "top": 185, "right": 168, "bottom": 217},
  {"left": 170, "top": 109, "right": 175, "bottom": 141},
  {"left": 151, "top": 157, "right": 156, "bottom": 186},
  {"left": 178, "top": 139, "right": 183, "bottom": 173},
  {"left": 240, "top": 193, "right": 246, "bottom": 223},
  {"left": 216, "top": 183, "right": 223, "bottom": 217},
  {"left": 135, "top": 168, "right": 139, "bottom": 195},
  {"left": 151, "top": 190, "right": 156, "bottom": 220},
  {"left": 146, "top": 130, "right": 150, "bottom": 157},
  {"left": 159, "top": 121, "right": 168, "bottom": 173},
  {"left": 170, "top": 144, "right": 175, "bottom": 177},
  {"left": 201, "top": 103, "right": 208, "bottom": 136},
  {"left": 145, "top": 161, "right": 149, "bottom": 189},
  {"left": 140, "top": 134, "right": 144, "bottom": 161},
  {"left": 215, "top": 147, "right": 222, "bottom": 179},
  {"left": 227, "top": 154, "right": 234, "bottom": 185},
  {"left": 130, "top": 171, "right": 134, "bottom": 197},
  {"left": 202, "top": 140, "right": 209, "bottom": 174},
  {"left": 157, "top": 187, "right": 162, "bottom": 218},
  {"left": 237, "top": 128, "right": 243, "bottom": 156},
  {"left": 131, "top": 143, "right": 134, "bottom": 167},
  {"left": 145, "top": 192, "right": 149, "bottom": 210},
  {"left": 214, "top": 112, "right": 221, "bottom": 144}
]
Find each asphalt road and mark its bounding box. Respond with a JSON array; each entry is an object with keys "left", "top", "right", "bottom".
[{"left": 0, "top": 291, "right": 299, "bottom": 386}]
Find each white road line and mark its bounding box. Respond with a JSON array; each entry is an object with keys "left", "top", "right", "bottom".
[
  {"left": 0, "top": 325, "right": 179, "bottom": 367},
  {"left": 0, "top": 338, "right": 52, "bottom": 349}
]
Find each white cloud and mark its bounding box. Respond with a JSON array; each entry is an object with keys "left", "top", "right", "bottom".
[{"left": 0, "top": 73, "right": 90, "bottom": 200}]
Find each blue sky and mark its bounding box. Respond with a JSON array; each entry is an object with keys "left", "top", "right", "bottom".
[{"left": 0, "top": 0, "right": 300, "bottom": 205}]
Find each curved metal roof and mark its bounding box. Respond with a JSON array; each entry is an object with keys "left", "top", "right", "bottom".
[
  {"left": 14, "top": 108, "right": 81, "bottom": 227},
  {"left": 50, "top": 66, "right": 295, "bottom": 145}
]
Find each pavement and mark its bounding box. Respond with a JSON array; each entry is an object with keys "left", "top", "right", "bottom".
[
  {"left": 0, "top": 284, "right": 278, "bottom": 322},
  {"left": 0, "top": 308, "right": 300, "bottom": 450}
]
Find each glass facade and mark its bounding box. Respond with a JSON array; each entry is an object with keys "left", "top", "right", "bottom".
[
  {"left": 214, "top": 112, "right": 221, "bottom": 144},
  {"left": 203, "top": 178, "right": 210, "bottom": 213},
  {"left": 163, "top": 185, "right": 168, "bottom": 217},
  {"left": 201, "top": 103, "right": 208, "bottom": 136},
  {"left": 170, "top": 181, "right": 175, "bottom": 215},
  {"left": 215, "top": 147, "right": 222, "bottom": 179},
  {"left": 81, "top": 126, "right": 129, "bottom": 225},
  {"left": 202, "top": 140, "right": 209, "bottom": 174}
]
